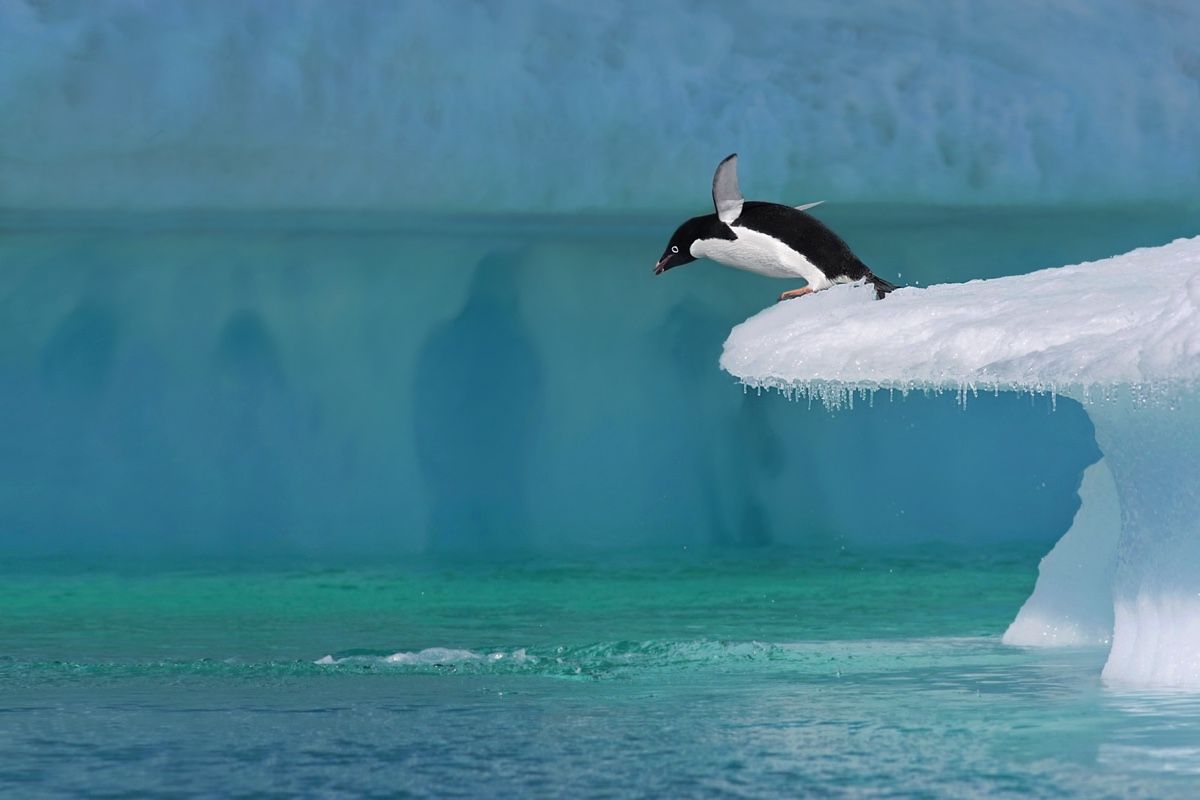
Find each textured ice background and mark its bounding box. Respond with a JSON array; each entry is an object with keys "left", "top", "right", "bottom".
[
  {"left": 1, "top": 217, "right": 1110, "bottom": 559},
  {"left": 2, "top": 0, "right": 1200, "bottom": 211},
  {"left": 723, "top": 237, "right": 1200, "bottom": 685}
]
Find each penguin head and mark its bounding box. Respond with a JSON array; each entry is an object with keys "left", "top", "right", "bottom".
[{"left": 653, "top": 217, "right": 706, "bottom": 275}]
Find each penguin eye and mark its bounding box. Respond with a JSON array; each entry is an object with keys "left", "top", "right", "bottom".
[{"left": 671, "top": 245, "right": 679, "bottom": 254}]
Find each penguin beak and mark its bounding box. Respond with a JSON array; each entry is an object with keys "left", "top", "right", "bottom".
[{"left": 653, "top": 255, "right": 670, "bottom": 275}]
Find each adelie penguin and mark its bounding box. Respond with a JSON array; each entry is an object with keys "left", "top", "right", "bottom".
[{"left": 654, "top": 154, "right": 898, "bottom": 301}]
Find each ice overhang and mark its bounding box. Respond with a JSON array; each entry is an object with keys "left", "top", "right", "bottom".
[
  {"left": 722, "top": 236, "right": 1200, "bottom": 687},
  {"left": 721, "top": 237, "right": 1200, "bottom": 396}
]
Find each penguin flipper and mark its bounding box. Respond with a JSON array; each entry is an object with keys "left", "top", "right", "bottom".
[{"left": 712, "top": 153, "right": 743, "bottom": 224}]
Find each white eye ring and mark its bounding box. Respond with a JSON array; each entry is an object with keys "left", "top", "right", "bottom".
[{"left": 671, "top": 245, "right": 679, "bottom": 253}]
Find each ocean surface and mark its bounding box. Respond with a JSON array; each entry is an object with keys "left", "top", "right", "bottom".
[
  {"left": 3, "top": 207, "right": 1199, "bottom": 796},
  {"left": 4, "top": 548, "right": 1200, "bottom": 797}
]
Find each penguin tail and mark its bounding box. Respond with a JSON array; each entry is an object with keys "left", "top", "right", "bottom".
[{"left": 866, "top": 272, "right": 898, "bottom": 300}]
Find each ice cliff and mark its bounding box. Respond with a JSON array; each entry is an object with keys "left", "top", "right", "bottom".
[
  {"left": 2, "top": 220, "right": 1107, "bottom": 561},
  {"left": 2, "top": 1, "right": 1200, "bottom": 211},
  {"left": 722, "top": 236, "right": 1200, "bottom": 686}
]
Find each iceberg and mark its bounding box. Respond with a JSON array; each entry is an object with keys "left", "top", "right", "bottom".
[
  {"left": 2, "top": 2, "right": 1199, "bottom": 211},
  {"left": 721, "top": 237, "right": 1200, "bottom": 686},
  {"left": 1003, "top": 460, "right": 1120, "bottom": 648},
  {"left": 0, "top": 219, "right": 1106, "bottom": 558}
]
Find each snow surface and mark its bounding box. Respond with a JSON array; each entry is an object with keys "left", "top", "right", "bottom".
[
  {"left": 723, "top": 236, "right": 1200, "bottom": 687},
  {"left": 2, "top": 1, "right": 1200, "bottom": 211},
  {"left": 722, "top": 237, "right": 1200, "bottom": 392}
]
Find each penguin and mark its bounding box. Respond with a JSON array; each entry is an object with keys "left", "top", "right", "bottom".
[{"left": 654, "top": 154, "right": 897, "bottom": 301}]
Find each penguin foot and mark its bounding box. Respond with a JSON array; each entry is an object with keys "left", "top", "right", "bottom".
[{"left": 778, "top": 287, "right": 814, "bottom": 302}]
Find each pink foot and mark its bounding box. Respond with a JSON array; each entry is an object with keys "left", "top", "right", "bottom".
[{"left": 778, "top": 287, "right": 814, "bottom": 302}]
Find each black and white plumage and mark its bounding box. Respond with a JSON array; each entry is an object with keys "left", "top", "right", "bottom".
[{"left": 654, "top": 154, "right": 897, "bottom": 301}]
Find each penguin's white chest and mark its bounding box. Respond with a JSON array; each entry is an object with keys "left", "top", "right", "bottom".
[{"left": 692, "top": 226, "right": 832, "bottom": 288}]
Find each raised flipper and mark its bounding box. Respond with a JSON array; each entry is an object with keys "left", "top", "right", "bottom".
[{"left": 712, "top": 154, "right": 743, "bottom": 224}]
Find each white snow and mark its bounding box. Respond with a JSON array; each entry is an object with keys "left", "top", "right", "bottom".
[
  {"left": 723, "top": 236, "right": 1200, "bottom": 687},
  {"left": 722, "top": 237, "right": 1200, "bottom": 393}
]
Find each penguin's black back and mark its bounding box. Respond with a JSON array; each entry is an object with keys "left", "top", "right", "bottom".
[{"left": 733, "top": 201, "right": 870, "bottom": 282}]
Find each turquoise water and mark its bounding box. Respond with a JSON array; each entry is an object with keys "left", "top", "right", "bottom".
[{"left": 4, "top": 549, "right": 1200, "bottom": 796}]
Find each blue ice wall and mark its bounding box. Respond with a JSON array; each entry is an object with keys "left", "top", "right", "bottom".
[
  {"left": 12, "top": 207, "right": 1199, "bottom": 558},
  {"left": 2, "top": 1, "right": 1200, "bottom": 212},
  {"left": 3, "top": 2, "right": 1198, "bottom": 559}
]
